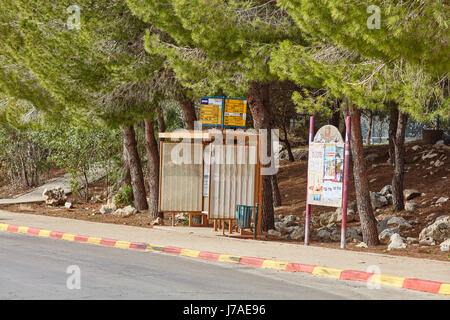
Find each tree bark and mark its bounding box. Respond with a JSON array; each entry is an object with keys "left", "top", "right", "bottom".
[
  {"left": 388, "top": 105, "right": 399, "bottom": 165},
  {"left": 247, "top": 81, "right": 275, "bottom": 231},
  {"left": 282, "top": 126, "right": 295, "bottom": 162},
  {"left": 343, "top": 102, "right": 379, "bottom": 246},
  {"left": 392, "top": 112, "right": 408, "bottom": 212},
  {"left": 271, "top": 174, "right": 282, "bottom": 207},
  {"left": 122, "top": 124, "right": 148, "bottom": 211},
  {"left": 157, "top": 106, "right": 166, "bottom": 133},
  {"left": 330, "top": 104, "right": 341, "bottom": 128},
  {"left": 121, "top": 146, "right": 134, "bottom": 202},
  {"left": 366, "top": 111, "right": 374, "bottom": 145},
  {"left": 179, "top": 96, "right": 197, "bottom": 130},
  {"left": 144, "top": 119, "right": 160, "bottom": 218}
]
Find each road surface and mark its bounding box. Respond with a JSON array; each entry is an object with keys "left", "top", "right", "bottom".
[{"left": 0, "top": 232, "right": 446, "bottom": 300}]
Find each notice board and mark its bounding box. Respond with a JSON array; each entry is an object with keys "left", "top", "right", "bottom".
[{"left": 307, "top": 125, "right": 345, "bottom": 208}]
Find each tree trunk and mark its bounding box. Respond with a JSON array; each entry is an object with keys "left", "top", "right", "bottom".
[
  {"left": 122, "top": 125, "right": 148, "bottom": 211},
  {"left": 144, "top": 119, "right": 160, "bottom": 218},
  {"left": 121, "top": 146, "right": 134, "bottom": 202},
  {"left": 157, "top": 106, "right": 166, "bottom": 133},
  {"left": 282, "top": 126, "right": 295, "bottom": 162},
  {"left": 271, "top": 174, "right": 282, "bottom": 207},
  {"left": 343, "top": 102, "right": 379, "bottom": 246},
  {"left": 366, "top": 111, "right": 374, "bottom": 145},
  {"left": 392, "top": 112, "right": 408, "bottom": 212},
  {"left": 330, "top": 104, "right": 340, "bottom": 128},
  {"left": 179, "top": 96, "right": 197, "bottom": 130},
  {"left": 247, "top": 81, "right": 275, "bottom": 231},
  {"left": 388, "top": 105, "right": 399, "bottom": 165}
]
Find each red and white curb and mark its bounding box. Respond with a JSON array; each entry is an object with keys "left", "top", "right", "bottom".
[{"left": 1, "top": 222, "right": 449, "bottom": 296}]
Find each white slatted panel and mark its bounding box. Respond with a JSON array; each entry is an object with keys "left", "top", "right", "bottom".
[
  {"left": 160, "top": 142, "right": 203, "bottom": 212},
  {"left": 209, "top": 144, "right": 257, "bottom": 219}
]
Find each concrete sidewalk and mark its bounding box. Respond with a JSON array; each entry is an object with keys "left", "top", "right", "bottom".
[{"left": 1, "top": 209, "right": 449, "bottom": 285}]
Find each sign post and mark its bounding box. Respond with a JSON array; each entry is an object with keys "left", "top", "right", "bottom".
[
  {"left": 305, "top": 118, "right": 351, "bottom": 249},
  {"left": 304, "top": 116, "right": 314, "bottom": 245}
]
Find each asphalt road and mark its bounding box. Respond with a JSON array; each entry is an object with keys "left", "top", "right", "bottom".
[{"left": 0, "top": 232, "right": 446, "bottom": 300}]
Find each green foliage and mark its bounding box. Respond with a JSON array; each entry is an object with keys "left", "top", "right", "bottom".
[{"left": 114, "top": 185, "right": 133, "bottom": 207}]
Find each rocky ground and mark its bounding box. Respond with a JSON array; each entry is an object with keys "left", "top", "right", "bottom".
[
  {"left": 1, "top": 140, "right": 449, "bottom": 261},
  {"left": 273, "top": 139, "right": 450, "bottom": 261}
]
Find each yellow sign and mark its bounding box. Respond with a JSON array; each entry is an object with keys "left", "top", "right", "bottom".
[
  {"left": 224, "top": 98, "right": 247, "bottom": 127},
  {"left": 200, "top": 98, "right": 223, "bottom": 126}
]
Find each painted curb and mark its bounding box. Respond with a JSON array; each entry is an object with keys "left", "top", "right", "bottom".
[{"left": 1, "top": 222, "right": 449, "bottom": 296}]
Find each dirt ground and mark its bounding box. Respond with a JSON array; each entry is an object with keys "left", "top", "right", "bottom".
[{"left": 1, "top": 141, "right": 449, "bottom": 261}]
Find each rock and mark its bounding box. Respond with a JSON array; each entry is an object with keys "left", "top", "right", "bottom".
[
  {"left": 385, "top": 194, "right": 393, "bottom": 205},
  {"left": 356, "top": 242, "right": 368, "bottom": 248},
  {"left": 379, "top": 185, "right": 392, "bottom": 196},
  {"left": 268, "top": 229, "right": 282, "bottom": 238},
  {"left": 370, "top": 192, "right": 388, "bottom": 209},
  {"left": 113, "top": 205, "right": 137, "bottom": 218},
  {"left": 317, "top": 225, "right": 334, "bottom": 241},
  {"left": 100, "top": 203, "right": 117, "bottom": 215},
  {"left": 419, "top": 236, "right": 436, "bottom": 246},
  {"left": 275, "top": 222, "right": 290, "bottom": 234},
  {"left": 151, "top": 217, "right": 163, "bottom": 226},
  {"left": 403, "top": 189, "right": 421, "bottom": 200},
  {"left": 365, "top": 153, "right": 378, "bottom": 162},
  {"left": 440, "top": 239, "right": 450, "bottom": 252},
  {"left": 405, "top": 202, "right": 419, "bottom": 213},
  {"left": 282, "top": 216, "right": 298, "bottom": 227},
  {"left": 379, "top": 227, "right": 400, "bottom": 242},
  {"left": 419, "top": 215, "right": 450, "bottom": 243},
  {"left": 434, "top": 159, "right": 444, "bottom": 167},
  {"left": 346, "top": 226, "right": 362, "bottom": 242},
  {"left": 42, "top": 187, "right": 67, "bottom": 206},
  {"left": 411, "top": 145, "right": 421, "bottom": 151},
  {"left": 387, "top": 216, "right": 412, "bottom": 229},
  {"left": 290, "top": 226, "right": 305, "bottom": 241},
  {"left": 435, "top": 140, "right": 445, "bottom": 147},
  {"left": 406, "top": 237, "right": 418, "bottom": 244},
  {"left": 319, "top": 211, "right": 335, "bottom": 227},
  {"left": 334, "top": 207, "right": 357, "bottom": 223},
  {"left": 422, "top": 152, "right": 438, "bottom": 160},
  {"left": 174, "top": 213, "right": 189, "bottom": 225},
  {"left": 292, "top": 149, "right": 308, "bottom": 161},
  {"left": 388, "top": 233, "right": 407, "bottom": 250},
  {"left": 64, "top": 202, "right": 73, "bottom": 209},
  {"left": 435, "top": 197, "right": 448, "bottom": 205}
]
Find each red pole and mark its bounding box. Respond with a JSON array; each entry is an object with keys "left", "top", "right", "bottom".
[
  {"left": 304, "top": 116, "right": 314, "bottom": 246},
  {"left": 340, "top": 116, "right": 351, "bottom": 249}
]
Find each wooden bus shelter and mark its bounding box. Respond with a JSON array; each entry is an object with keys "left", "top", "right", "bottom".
[{"left": 158, "top": 129, "right": 262, "bottom": 236}]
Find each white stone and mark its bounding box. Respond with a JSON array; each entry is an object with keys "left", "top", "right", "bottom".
[
  {"left": 419, "top": 215, "right": 450, "bottom": 243},
  {"left": 405, "top": 202, "right": 419, "bottom": 213},
  {"left": 435, "top": 197, "right": 448, "bottom": 204},
  {"left": 268, "top": 229, "right": 282, "bottom": 237},
  {"left": 379, "top": 227, "right": 400, "bottom": 242},
  {"left": 388, "top": 233, "right": 407, "bottom": 250},
  {"left": 440, "top": 239, "right": 450, "bottom": 252},
  {"left": 356, "top": 242, "right": 368, "bottom": 248}
]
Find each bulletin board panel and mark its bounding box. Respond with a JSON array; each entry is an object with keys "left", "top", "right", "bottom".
[
  {"left": 208, "top": 144, "right": 257, "bottom": 219},
  {"left": 159, "top": 142, "right": 203, "bottom": 212}
]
